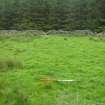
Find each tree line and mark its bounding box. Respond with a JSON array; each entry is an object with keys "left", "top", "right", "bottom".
[{"left": 0, "top": 0, "right": 105, "bottom": 32}]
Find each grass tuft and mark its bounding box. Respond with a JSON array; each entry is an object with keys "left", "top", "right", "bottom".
[{"left": 0, "top": 59, "right": 23, "bottom": 72}]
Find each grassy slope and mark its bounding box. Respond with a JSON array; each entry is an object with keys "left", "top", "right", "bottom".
[{"left": 0, "top": 35, "right": 105, "bottom": 105}]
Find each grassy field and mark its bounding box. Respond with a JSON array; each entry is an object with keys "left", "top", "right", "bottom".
[{"left": 0, "top": 35, "right": 105, "bottom": 105}]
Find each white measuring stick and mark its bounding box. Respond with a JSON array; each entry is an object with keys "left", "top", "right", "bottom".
[{"left": 57, "top": 80, "right": 75, "bottom": 82}]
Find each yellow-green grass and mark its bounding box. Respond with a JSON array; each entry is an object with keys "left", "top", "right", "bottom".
[{"left": 0, "top": 35, "right": 105, "bottom": 105}]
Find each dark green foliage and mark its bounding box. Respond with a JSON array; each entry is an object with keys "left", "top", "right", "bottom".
[{"left": 0, "top": 0, "right": 104, "bottom": 31}]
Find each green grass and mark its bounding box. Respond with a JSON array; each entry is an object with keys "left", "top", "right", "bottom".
[{"left": 0, "top": 35, "right": 105, "bottom": 105}]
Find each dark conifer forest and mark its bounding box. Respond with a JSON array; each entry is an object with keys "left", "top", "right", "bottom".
[{"left": 0, "top": 0, "right": 105, "bottom": 32}]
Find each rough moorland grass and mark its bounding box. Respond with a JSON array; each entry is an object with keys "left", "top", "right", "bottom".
[{"left": 0, "top": 35, "right": 105, "bottom": 105}]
